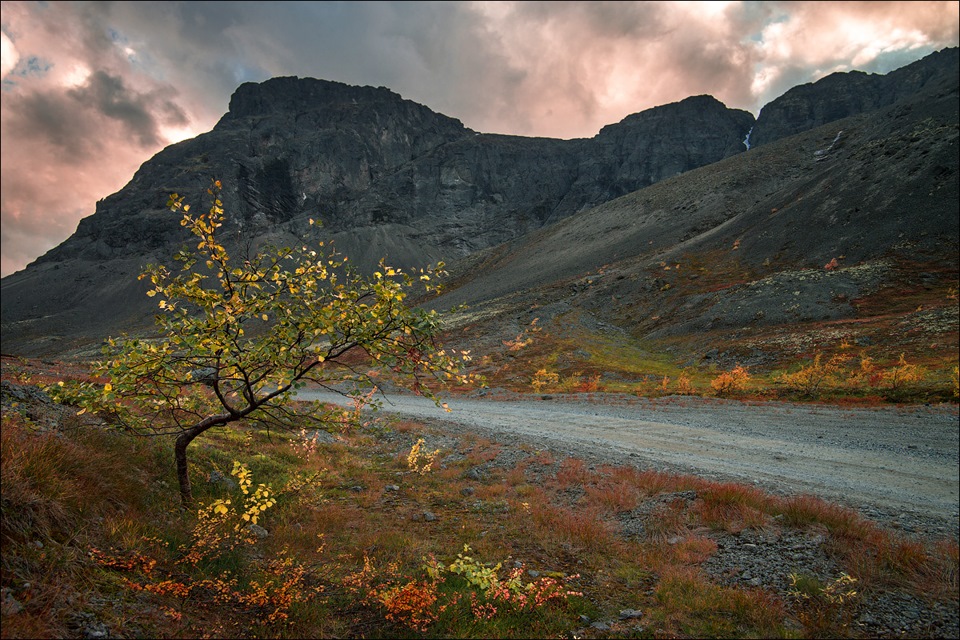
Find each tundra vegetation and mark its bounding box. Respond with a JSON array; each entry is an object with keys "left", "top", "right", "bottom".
[
  {"left": 2, "top": 184, "right": 957, "bottom": 638},
  {"left": 3, "top": 356, "right": 958, "bottom": 638}
]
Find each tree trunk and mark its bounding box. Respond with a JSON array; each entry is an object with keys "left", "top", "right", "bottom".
[
  {"left": 173, "top": 414, "right": 234, "bottom": 508},
  {"left": 175, "top": 429, "right": 201, "bottom": 508}
]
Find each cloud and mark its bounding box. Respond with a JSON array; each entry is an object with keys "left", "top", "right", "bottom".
[
  {"left": 0, "top": 29, "right": 19, "bottom": 77},
  {"left": 1, "top": 0, "right": 958, "bottom": 277},
  {"left": 67, "top": 70, "right": 188, "bottom": 148}
]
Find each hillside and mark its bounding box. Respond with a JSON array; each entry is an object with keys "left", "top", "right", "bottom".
[{"left": 431, "top": 65, "right": 959, "bottom": 382}]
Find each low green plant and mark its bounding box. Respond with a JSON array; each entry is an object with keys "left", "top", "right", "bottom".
[
  {"left": 789, "top": 572, "right": 860, "bottom": 636},
  {"left": 344, "top": 545, "right": 583, "bottom": 633}
]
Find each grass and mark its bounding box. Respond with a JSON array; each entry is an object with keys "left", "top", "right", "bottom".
[{"left": 2, "top": 356, "right": 958, "bottom": 638}]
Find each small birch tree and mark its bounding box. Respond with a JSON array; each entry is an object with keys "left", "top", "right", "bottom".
[{"left": 52, "top": 180, "right": 470, "bottom": 507}]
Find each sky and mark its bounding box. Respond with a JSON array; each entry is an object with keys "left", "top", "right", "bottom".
[{"left": 1, "top": 1, "right": 958, "bottom": 278}]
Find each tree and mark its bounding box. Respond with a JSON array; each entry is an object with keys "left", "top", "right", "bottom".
[{"left": 52, "top": 180, "right": 470, "bottom": 508}]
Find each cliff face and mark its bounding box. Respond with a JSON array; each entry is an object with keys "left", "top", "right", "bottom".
[
  {"left": 35, "top": 81, "right": 754, "bottom": 269},
  {"left": 2, "top": 48, "right": 956, "bottom": 355}
]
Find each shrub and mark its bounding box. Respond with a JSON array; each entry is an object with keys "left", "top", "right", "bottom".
[
  {"left": 882, "top": 353, "right": 925, "bottom": 393},
  {"left": 710, "top": 365, "right": 750, "bottom": 397},
  {"left": 779, "top": 353, "right": 849, "bottom": 398},
  {"left": 531, "top": 369, "right": 560, "bottom": 393}
]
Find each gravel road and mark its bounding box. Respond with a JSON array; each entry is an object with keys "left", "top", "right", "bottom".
[{"left": 296, "top": 388, "right": 959, "bottom": 537}]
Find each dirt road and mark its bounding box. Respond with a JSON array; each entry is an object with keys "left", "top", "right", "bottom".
[{"left": 296, "top": 389, "right": 959, "bottom": 535}]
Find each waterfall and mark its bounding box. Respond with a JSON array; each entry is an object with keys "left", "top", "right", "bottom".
[{"left": 743, "top": 126, "right": 754, "bottom": 150}]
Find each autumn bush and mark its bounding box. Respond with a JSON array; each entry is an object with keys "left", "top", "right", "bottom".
[
  {"left": 531, "top": 368, "right": 560, "bottom": 393},
  {"left": 779, "top": 352, "right": 850, "bottom": 398},
  {"left": 344, "top": 545, "right": 583, "bottom": 633},
  {"left": 710, "top": 365, "right": 750, "bottom": 397}
]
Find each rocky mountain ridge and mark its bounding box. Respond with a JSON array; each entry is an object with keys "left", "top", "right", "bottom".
[{"left": 1, "top": 47, "right": 957, "bottom": 356}]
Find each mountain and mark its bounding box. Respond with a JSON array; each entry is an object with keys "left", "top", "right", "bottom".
[
  {"left": 1, "top": 48, "right": 957, "bottom": 359},
  {"left": 432, "top": 55, "right": 959, "bottom": 371}
]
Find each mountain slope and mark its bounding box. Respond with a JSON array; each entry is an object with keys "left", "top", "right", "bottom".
[{"left": 432, "top": 67, "right": 959, "bottom": 370}]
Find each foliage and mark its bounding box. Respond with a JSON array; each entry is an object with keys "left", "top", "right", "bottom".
[
  {"left": 710, "top": 365, "right": 750, "bottom": 397},
  {"left": 531, "top": 369, "right": 560, "bottom": 393},
  {"left": 90, "top": 464, "right": 317, "bottom": 628},
  {"left": 779, "top": 352, "right": 850, "bottom": 398},
  {"left": 407, "top": 437, "right": 440, "bottom": 474},
  {"left": 344, "top": 545, "right": 582, "bottom": 633},
  {"left": 503, "top": 318, "right": 540, "bottom": 352},
  {"left": 788, "top": 572, "right": 860, "bottom": 636},
  {"left": 881, "top": 353, "right": 926, "bottom": 393},
  {"left": 675, "top": 372, "right": 694, "bottom": 395},
  {"left": 181, "top": 462, "right": 276, "bottom": 566},
  {"left": 47, "top": 180, "right": 470, "bottom": 507}
]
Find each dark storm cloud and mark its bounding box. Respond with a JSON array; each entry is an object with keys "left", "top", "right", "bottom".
[{"left": 67, "top": 70, "right": 188, "bottom": 149}]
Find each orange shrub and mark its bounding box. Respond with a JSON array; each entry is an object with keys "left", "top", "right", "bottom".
[
  {"left": 779, "top": 353, "right": 849, "bottom": 398},
  {"left": 675, "top": 372, "right": 694, "bottom": 395},
  {"left": 710, "top": 365, "right": 750, "bottom": 397},
  {"left": 531, "top": 369, "right": 559, "bottom": 393},
  {"left": 882, "top": 353, "right": 925, "bottom": 392}
]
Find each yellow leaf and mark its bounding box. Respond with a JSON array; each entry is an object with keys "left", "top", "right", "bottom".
[{"left": 103, "top": 383, "right": 112, "bottom": 392}]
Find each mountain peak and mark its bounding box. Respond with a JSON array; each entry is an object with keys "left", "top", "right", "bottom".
[{"left": 219, "top": 76, "right": 418, "bottom": 124}]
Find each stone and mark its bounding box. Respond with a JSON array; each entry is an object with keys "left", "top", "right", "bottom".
[
  {"left": 465, "top": 467, "right": 484, "bottom": 481},
  {"left": 2, "top": 589, "right": 23, "bottom": 615},
  {"left": 422, "top": 511, "right": 437, "bottom": 522},
  {"left": 305, "top": 429, "right": 336, "bottom": 443},
  {"left": 208, "top": 470, "right": 238, "bottom": 491},
  {"left": 246, "top": 524, "right": 269, "bottom": 539}
]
